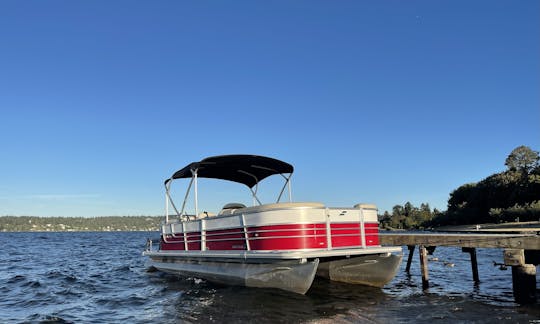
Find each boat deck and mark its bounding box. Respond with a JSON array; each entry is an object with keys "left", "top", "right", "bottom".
[{"left": 144, "top": 245, "right": 401, "bottom": 261}]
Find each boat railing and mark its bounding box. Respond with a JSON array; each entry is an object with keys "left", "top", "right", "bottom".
[
  {"left": 359, "top": 206, "right": 367, "bottom": 248},
  {"left": 325, "top": 208, "right": 332, "bottom": 250},
  {"left": 161, "top": 205, "right": 377, "bottom": 252},
  {"left": 145, "top": 238, "right": 160, "bottom": 252},
  {"left": 241, "top": 213, "right": 251, "bottom": 251}
]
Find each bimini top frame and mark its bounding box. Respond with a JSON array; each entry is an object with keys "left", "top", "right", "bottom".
[{"left": 164, "top": 155, "right": 294, "bottom": 222}]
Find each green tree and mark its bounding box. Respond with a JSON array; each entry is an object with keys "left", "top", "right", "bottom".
[
  {"left": 418, "top": 203, "right": 433, "bottom": 224},
  {"left": 403, "top": 202, "right": 413, "bottom": 217},
  {"left": 380, "top": 202, "right": 436, "bottom": 230},
  {"left": 505, "top": 145, "right": 539, "bottom": 172}
]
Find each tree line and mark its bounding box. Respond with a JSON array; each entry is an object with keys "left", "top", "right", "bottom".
[
  {"left": 380, "top": 145, "right": 540, "bottom": 229},
  {"left": 0, "top": 216, "right": 162, "bottom": 232},
  {"left": 434, "top": 145, "right": 540, "bottom": 226},
  {"left": 379, "top": 202, "right": 442, "bottom": 230}
]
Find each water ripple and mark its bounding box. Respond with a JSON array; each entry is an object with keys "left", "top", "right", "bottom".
[{"left": 0, "top": 232, "right": 538, "bottom": 323}]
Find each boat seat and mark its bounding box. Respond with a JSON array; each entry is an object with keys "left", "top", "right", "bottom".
[
  {"left": 197, "top": 211, "right": 217, "bottom": 219},
  {"left": 353, "top": 203, "right": 378, "bottom": 210},
  {"left": 234, "top": 202, "right": 325, "bottom": 215},
  {"left": 223, "top": 202, "right": 247, "bottom": 210},
  {"left": 218, "top": 203, "right": 247, "bottom": 216}
]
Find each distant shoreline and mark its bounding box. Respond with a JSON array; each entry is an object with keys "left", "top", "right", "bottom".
[
  {"left": 0, "top": 215, "right": 162, "bottom": 232},
  {"left": 0, "top": 229, "right": 160, "bottom": 233}
]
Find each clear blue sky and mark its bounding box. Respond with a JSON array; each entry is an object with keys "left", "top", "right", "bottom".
[{"left": 1, "top": 1, "right": 538, "bottom": 217}]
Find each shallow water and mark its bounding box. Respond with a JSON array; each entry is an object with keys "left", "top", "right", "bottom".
[{"left": 0, "top": 232, "right": 538, "bottom": 323}]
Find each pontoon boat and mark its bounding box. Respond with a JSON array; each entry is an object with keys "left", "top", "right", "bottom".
[{"left": 143, "top": 155, "right": 402, "bottom": 294}]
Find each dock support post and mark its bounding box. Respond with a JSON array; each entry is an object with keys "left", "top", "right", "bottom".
[
  {"left": 511, "top": 264, "right": 537, "bottom": 304},
  {"left": 462, "top": 247, "right": 480, "bottom": 283},
  {"left": 419, "top": 245, "right": 429, "bottom": 290},
  {"left": 505, "top": 249, "right": 537, "bottom": 304},
  {"left": 406, "top": 245, "right": 415, "bottom": 273}
]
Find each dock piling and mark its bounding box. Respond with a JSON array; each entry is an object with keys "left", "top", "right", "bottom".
[
  {"left": 505, "top": 249, "right": 537, "bottom": 304},
  {"left": 462, "top": 247, "right": 480, "bottom": 283},
  {"left": 419, "top": 245, "right": 429, "bottom": 290},
  {"left": 511, "top": 264, "right": 537, "bottom": 304},
  {"left": 405, "top": 245, "right": 415, "bottom": 273}
]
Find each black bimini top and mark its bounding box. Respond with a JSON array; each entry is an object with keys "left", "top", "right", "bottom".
[{"left": 166, "top": 155, "right": 294, "bottom": 188}]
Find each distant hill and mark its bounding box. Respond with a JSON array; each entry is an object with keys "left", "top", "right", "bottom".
[{"left": 0, "top": 216, "right": 162, "bottom": 232}]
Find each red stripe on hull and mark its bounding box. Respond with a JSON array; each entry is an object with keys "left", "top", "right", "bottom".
[
  {"left": 160, "top": 222, "right": 380, "bottom": 251},
  {"left": 330, "top": 223, "right": 379, "bottom": 247}
]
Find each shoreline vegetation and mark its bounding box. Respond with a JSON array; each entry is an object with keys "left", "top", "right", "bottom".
[
  {"left": 1, "top": 146, "right": 538, "bottom": 233},
  {"left": 0, "top": 216, "right": 162, "bottom": 232},
  {"left": 380, "top": 145, "right": 540, "bottom": 230}
]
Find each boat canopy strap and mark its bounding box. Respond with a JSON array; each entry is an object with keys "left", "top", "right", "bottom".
[{"left": 165, "top": 155, "right": 294, "bottom": 188}]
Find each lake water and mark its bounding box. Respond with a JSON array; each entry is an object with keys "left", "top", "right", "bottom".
[{"left": 0, "top": 231, "right": 538, "bottom": 323}]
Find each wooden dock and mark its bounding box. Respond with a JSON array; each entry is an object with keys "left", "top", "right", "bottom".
[
  {"left": 380, "top": 232, "right": 540, "bottom": 249},
  {"left": 379, "top": 232, "right": 540, "bottom": 304}
]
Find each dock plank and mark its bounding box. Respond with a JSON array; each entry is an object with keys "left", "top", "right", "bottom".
[{"left": 379, "top": 233, "right": 540, "bottom": 250}]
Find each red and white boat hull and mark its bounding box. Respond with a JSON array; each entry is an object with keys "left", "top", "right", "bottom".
[{"left": 144, "top": 203, "right": 402, "bottom": 293}]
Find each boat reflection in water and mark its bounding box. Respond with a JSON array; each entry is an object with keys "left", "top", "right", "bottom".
[{"left": 143, "top": 155, "right": 402, "bottom": 294}]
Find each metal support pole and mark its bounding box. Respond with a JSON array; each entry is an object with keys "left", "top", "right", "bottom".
[
  {"left": 165, "top": 191, "right": 169, "bottom": 223},
  {"left": 288, "top": 177, "right": 292, "bottom": 202},
  {"left": 325, "top": 208, "right": 332, "bottom": 250},
  {"left": 201, "top": 219, "right": 206, "bottom": 251},
  {"left": 179, "top": 176, "right": 194, "bottom": 218},
  {"left": 182, "top": 222, "right": 188, "bottom": 251},
  {"left": 419, "top": 245, "right": 429, "bottom": 290},
  {"left": 241, "top": 214, "right": 251, "bottom": 251},
  {"left": 193, "top": 170, "right": 199, "bottom": 217},
  {"left": 406, "top": 245, "right": 415, "bottom": 273},
  {"left": 359, "top": 207, "right": 366, "bottom": 248}
]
